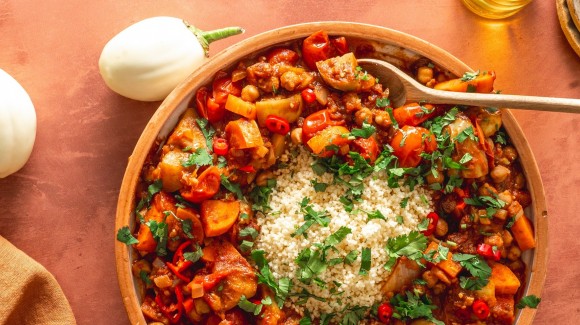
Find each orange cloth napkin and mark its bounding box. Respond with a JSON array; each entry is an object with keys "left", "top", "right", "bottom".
[{"left": 0, "top": 236, "right": 76, "bottom": 325}]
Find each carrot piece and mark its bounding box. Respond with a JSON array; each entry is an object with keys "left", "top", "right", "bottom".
[
  {"left": 225, "top": 94, "right": 257, "bottom": 120},
  {"left": 424, "top": 241, "right": 462, "bottom": 278},
  {"left": 490, "top": 263, "right": 521, "bottom": 295},
  {"left": 225, "top": 118, "right": 264, "bottom": 149},
  {"left": 200, "top": 200, "right": 241, "bottom": 237},
  {"left": 511, "top": 214, "right": 536, "bottom": 251},
  {"left": 306, "top": 125, "right": 351, "bottom": 157},
  {"left": 434, "top": 71, "right": 496, "bottom": 93}
]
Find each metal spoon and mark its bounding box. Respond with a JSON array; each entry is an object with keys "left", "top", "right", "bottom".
[{"left": 357, "top": 58, "right": 580, "bottom": 113}]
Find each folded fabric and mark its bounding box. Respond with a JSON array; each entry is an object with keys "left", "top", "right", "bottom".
[{"left": 0, "top": 236, "right": 76, "bottom": 325}]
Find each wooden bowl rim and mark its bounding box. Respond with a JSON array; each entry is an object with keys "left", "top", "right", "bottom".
[{"left": 115, "top": 21, "right": 548, "bottom": 325}]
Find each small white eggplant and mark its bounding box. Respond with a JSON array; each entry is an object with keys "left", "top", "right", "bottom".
[
  {"left": 0, "top": 69, "right": 37, "bottom": 178},
  {"left": 98, "top": 17, "right": 243, "bottom": 101}
]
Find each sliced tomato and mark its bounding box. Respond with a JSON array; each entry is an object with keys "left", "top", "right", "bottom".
[
  {"left": 331, "top": 36, "right": 349, "bottom": 55},
  {"left": 199, "top": 72, "right": 242, "bottom": 123},
  {"left": 194, "top": 87, "right": 209, "bottom": 120},
  {"left": 180, "top": 166, "right": 221, "bottom": 203},
  {"left": 266, "top": 48, "right": 299, "bottom": 66},
  {"left": 393, "top": 103, "right": 440, "bottom": 127},
  {"left": 390, "top": 126, "right": 437, "bottom": 168},
  {"left": 352, "top": 137, "right": 380, "bottom": 163},
  {"left": 302, "top": 109, "right": 345, "bottom": 142},
  {"left": 302, "top": 31, "right": 333, "bottom": 70}
]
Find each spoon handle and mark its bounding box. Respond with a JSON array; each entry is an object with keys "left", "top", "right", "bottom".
[{"left": 420, "top": 87, "right": 580, "bottom": 113}]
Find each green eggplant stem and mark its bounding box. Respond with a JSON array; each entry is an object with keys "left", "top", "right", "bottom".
[{"left": 184, "top": 20, "right": 244, "bottom": 57}]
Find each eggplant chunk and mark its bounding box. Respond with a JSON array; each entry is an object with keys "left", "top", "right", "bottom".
[{"left": 316, "top": 52, "right": 375, "bottom": 92}]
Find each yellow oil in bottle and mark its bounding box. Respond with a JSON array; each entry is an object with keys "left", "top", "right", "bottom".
[{"left": 462, "top": 0, "right": 532, "bottom": 19}]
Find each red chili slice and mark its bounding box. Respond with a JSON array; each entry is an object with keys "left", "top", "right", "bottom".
[
  {"left": 472, "top": 299, "right": 490, "bottom": 319},
  {"left": 213, "top": 138, "right": 229, "bottom": 156},
  {"left": 265, "top": 115, "right": 290, "bottom": 135},
  {"left": 476, "top": 243, "right": 501, "bottom": 261},
  {"left": 239, "top": 165, "right": 256, "bottom": 173},
  {"left": 422, "top": 212, "right": 439, "bottom": 236}
]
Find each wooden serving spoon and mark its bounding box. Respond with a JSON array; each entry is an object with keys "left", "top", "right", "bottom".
[{"left": 357, "top": 58, "right": 580, "bottom": 113}]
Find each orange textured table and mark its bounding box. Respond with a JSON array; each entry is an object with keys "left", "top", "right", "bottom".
[{"left": 0, "top": 1, "right": 578, "bottom": 324}]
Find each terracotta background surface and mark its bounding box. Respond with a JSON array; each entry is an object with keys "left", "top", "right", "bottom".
[{"left": 1, "top": 0, "right": 579, "bottom": 324}]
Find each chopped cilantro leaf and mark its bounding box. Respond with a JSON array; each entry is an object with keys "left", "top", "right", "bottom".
[
  {"left": 239, "top": 240, "right": 254, "bottom": 253},
  {"left": 344, "top": 250, "right": 359, "bottom": 265},
  {"left": 139, "top": 270, "right": 152, "bottom": 286},
  {"left": 459, "top": 152, "right": 473, "bottom": 164},
  {"left": 461, "top": 70, "right": 479, "bottom": 82},
  {"left": 366, "top": 209, "right": 386, "bottom": 222},
  {"left": 239, "top": 227, "right": 259, "bottom": 240},
  {"left": 146, "top": 220, "right": 168, "bottom": 256},
  {"left": 196, "top": 118, "right": 216, "bottom": 150},
  {"left": 251, "top": 250, "right": 292, "bottom": 307},
  {"left": 400, "top": 197, "right": 409, "bottom": 208},
  {"left": 116, "top": 226, "right": 138, "bottom": 245},
  {"left": 182, "top": 148, "right": 213, "bottom": 167}
]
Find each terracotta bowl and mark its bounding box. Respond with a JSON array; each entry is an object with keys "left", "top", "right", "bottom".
[{"left": 115, "top": 22, "right": 548, "bottom": 325}]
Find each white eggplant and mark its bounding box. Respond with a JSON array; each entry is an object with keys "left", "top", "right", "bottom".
[
  {"left": 0, "top": 69, "right": 37, "bottom": 178},
  {"left": 98, "top": 17, "right": 243, "bottom": 101}
]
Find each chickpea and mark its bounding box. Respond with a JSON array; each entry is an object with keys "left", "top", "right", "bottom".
[
  {"left": 507, "top": 245, "right": 522, "bottom": 261},
  {"left": 507, "top": 201, "right": 523, "bottom": 218},
  {"left": 484, "top": 232, "right": 504, "bottom": 249},
  {"left": 493, "top": 209, "right": 508, "bottom": 220},
  {"left": 417, "top": 66, "right": 434, "bottom": 84},
  {"left": 514, "top": 173, "right": 526, "bottom": 189},
  {"left": 497, "top": 190, "right": 513, "bottom": 206},
  {"left": 503, "top": 146, "right": 518, "bottom": 162},
  {"left": 255, "top": 170, "right": 274, "bottom": 187},
  {"left": 426, "top": 170, "right": 444, "bottom": 185},
  {"left": 422, "top": 270, "right": 439, "bottom": 288},
  {"left": 510, "top": 260, "right": 524, "bottom": 271},
  {"left": 433, "top": 283, "right": 447, "bottom": 295},
  {"left": 502, "top": 229, "right": 514, "bottom": 247},
  {"left": 435, "top": 218, "right": 448, "bottom": 237},
  {"left": 354, "top": 107, "right": 373, "bottom": 126},
  {"left": 241, "top": 85, "right": 260, "bottom": 102},
  {"left": 490, "top": 165, "right": 511, "bottom": 183},
  {"left": 290, "top": 127, "right": 303, "bottom": 145},
  {"left": 478, "top": 183, "right": 498, "bottom": 197}
]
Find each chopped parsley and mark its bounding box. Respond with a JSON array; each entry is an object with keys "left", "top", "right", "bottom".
[
  {"left": 516, "top": 295, "right": 541, "bottom": 309},
  {"left": 239, "top": 240, "right": 254, "bottom": 253},
  {"left": 391, "top": 291, "right": 444, "bottom": 325},
  {"left": 146, "top": 219, "right": 168, "bottom": 256},
  {"left": 251, "top": 250, "right": 292, "bottom": 307},
  {"left": 196, "top": 118, "right": 216, "bottom": 150},
  {"left": 249, "top": 179, "right": 276, "bottom": 212},
  {"left": 183, "top": 245, "right": 203, "bottom": 263},
  {"left": 376, "top": 97, "right": 390, "bottom": 107},
  {"left": 348, "top": 122, "right": 376, "bottom": 139},
  {"left": 181, "top": 148, "right": 213, "bottom": 167},
  {"left": 453, "top": 253, "right": 491, "bottom": 290},
  {"left": 220, "top": 175, "right": 244, "bottom": 200},
  {"left": 135, "top": 179, "right": 163, "bottom": 213},
  {"left": 239, "top": 227, "right": 259, "bottom": 240},
  {"left": 384, "top": 231, "right": 428, "bottom": 271},
  {"left": 291, "top": 198, "right": 331, "bottom": 238},
  {"left": 116, "top": 226, "right": 138, "bottom": 245},
  {"left": 139, "top": 270, "right": 152, "bottom": 286},
  {"left": 311, "top": 179, "right": 329, "bottom": 192},
  {"left": 340, "top": 305, "right": 367, "bottom": 325},
  {"left": 237, "top": 295, "right": 263, "bottom": 315},
  {"left": 358, "top": 248, "right": 371, "bottom": 275}
]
